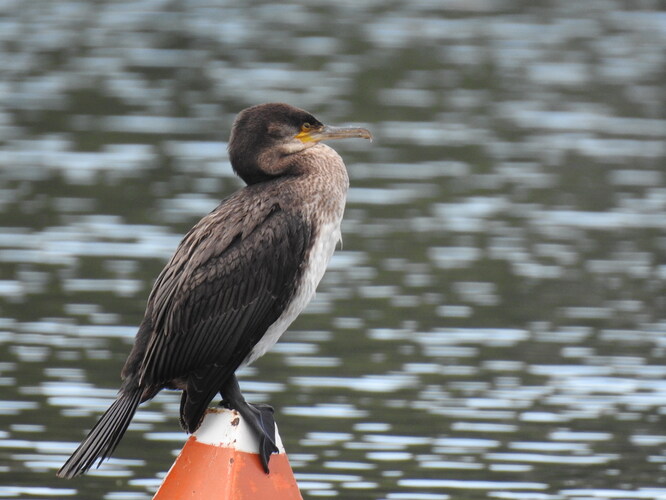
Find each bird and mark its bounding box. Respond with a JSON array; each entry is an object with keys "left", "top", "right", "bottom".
[{"left": 56, "top": 103, "right": 372, "bottom": 479}]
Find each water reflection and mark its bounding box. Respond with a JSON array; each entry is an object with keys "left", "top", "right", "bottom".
[{"left": 1, "top": 0, "right": 666, "bottom": 499}]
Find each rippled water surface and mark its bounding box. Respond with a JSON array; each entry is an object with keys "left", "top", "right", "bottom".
[{"left": 1, "top": 1, "right": 665, "bottom": 499}]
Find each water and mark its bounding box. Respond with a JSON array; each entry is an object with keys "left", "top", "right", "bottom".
[{"left": 1, "top": 0, "right": 665, "bottom": 498}]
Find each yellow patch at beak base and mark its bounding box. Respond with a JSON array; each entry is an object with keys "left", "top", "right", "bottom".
[{"left": 295, "top": 130, "right": 316, "bottom": 143}]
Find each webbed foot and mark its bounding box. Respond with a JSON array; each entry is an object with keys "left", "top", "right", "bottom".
[{"left": 220, "top": 376, "right": 278, "bottom": 473}]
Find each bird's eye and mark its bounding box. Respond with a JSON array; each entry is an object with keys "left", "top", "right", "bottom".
[{"left": 301, "top": 123, "right": 311, "bottom": 132}]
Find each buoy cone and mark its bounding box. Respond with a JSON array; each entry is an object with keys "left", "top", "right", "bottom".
[{"left": 153, "top": 407, "right": 302, "bottom": 500}]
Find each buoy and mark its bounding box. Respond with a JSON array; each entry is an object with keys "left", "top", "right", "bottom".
[{"left": 153, "top": 408, "right": 302, "bottom": 500}]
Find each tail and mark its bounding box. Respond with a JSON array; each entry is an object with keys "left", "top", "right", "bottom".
[{"left": 57, "top": 388, "right": 142, "bottom": 479}]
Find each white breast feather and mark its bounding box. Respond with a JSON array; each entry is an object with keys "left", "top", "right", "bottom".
[{"left": 242, "top": 220, "right": 341, "bottom": 367}]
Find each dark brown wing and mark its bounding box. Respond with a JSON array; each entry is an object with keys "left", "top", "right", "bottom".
[{"left": 129, "top": 196, "right": 311, "bottom": 428}]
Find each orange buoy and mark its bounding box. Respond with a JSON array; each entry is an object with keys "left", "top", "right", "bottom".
[{"left": 153, "top": 408, "right": 303, "bottom": 500}]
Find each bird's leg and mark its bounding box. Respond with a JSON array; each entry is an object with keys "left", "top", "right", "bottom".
[{"left": 219, "top": 375, "right": 278, "bottom": 473}]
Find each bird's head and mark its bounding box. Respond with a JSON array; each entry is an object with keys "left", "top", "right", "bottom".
[{"left": 228, "top": 103, "right": 372, "bottom": 185}]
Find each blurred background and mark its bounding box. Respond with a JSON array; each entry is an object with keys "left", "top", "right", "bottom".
[{"left": 1, "top": 1, "right": 665, "bottom": 499}]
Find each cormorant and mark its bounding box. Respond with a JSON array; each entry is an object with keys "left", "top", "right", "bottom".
[{"left": 57, "top": 103, "right": 372, "bottom": 478}]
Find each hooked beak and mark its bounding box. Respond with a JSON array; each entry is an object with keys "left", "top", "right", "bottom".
[{"left": 296, "top": 125, "right": 373, "bottom": 143}]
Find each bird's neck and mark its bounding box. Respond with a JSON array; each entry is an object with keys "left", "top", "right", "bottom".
[{"left": 284, "top": 144, "right": 349, "bottom": 221}]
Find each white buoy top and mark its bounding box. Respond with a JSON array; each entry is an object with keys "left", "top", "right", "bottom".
[{"left": 193, "top": 408, "right": 285, "bottom": 454}]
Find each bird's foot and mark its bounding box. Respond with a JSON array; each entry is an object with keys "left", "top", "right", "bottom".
[
  {"left": 236, "top": 401, "right": 278, "bottom": 473},
  {"left": 219, "top": 378, "right": 279, "bottom": 473}
]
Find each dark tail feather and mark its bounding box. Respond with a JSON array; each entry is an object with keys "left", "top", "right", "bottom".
[{"left": 57, "top": 388, "right": 142, "bottom": 479}]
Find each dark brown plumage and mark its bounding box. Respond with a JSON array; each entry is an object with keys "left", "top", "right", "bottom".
[{"left": 57, "top": 103, "right": 371, "bottom": 478}]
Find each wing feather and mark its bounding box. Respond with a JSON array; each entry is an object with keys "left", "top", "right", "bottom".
[{"left": 137, "top": 201, "right": 311, "bottom": 395}]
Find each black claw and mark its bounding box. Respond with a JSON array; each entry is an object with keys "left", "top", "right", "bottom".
[{"left": 220, "top": 376, "right": 279, "bottom": 473}]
